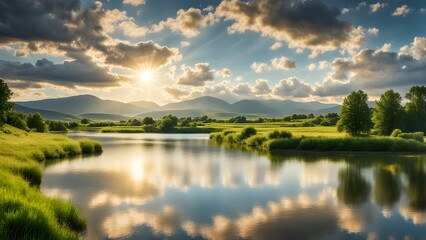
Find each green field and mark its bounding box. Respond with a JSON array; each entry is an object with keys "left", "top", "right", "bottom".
[
  {"left": 0, "top": 125, "right": 102, "bottom": 239},
  {"left": 93, "top": 121, "right": 344, "bottom": 137}
]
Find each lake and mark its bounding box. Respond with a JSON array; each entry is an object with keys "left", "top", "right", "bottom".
[{"left": 41, "top": 132, "right": 426, "bottom": 240}]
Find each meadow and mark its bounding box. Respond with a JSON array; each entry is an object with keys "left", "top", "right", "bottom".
[{"left": 0, "top": 125, "right": 102, "bottom": 239}]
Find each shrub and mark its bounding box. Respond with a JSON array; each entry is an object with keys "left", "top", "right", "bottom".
[
  {"left": 240, "top": 127, "right": 257, "bottom": 139},
  {"left": 267, "top": 130, "right": 292, "bottom": 139},
  {"left": 263, "top": 138, "right": 302, "bottom": 150},
  {"left": 244, "top": 135, "right": 267, "bottom": 146},
  {"left": 399, "top": 132, "right": 424, "bottom": 143},
  {"left": 143, "top": 124, "right": 160, "bottom": 133},
  {"left": 391, "top": 129, "right": 402, "bottom": 137},
  {"left": 78, "top": 139, "right": 103, "bottom": 154}
]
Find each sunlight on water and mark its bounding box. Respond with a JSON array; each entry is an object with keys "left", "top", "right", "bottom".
[{"left": 41, "top": 133, "right": 426, "bottom": 240}]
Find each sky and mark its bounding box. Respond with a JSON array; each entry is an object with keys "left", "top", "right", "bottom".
[{"left": 0, "top": 0, "right": 425, "bottom": 104}]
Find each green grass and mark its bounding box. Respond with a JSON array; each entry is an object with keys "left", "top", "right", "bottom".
[
  {"left": 0, "top": 124, "right": 103, "bottom": 239},
  {"left": 210, "top": 127, "right": 426, "bottom": 153}
]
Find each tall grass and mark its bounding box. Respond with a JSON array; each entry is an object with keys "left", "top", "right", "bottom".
[
  {"left": 211, "top": 127, "right": 426, "bottom": 152},
  {"left": 0, "top": 124, "right": 103, "bottom": 239}
]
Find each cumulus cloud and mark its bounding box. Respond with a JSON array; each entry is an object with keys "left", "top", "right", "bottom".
[
  {"left": 122, "top": 0, "right": 146, "bottom": 6},
  {"left": 232, "top": 83, "right": 252, "bottom": 96},
  {"left": 308, "top": 61, "right": 329, "bottom": 71},
  {"left": 367, "top": 28, "right": 379, "bottom": 36},
  {"left": 400, "top": 37, "right": 426, "bottom": 60},
  {"left": 271, "top": 56, "right": 296, "bottom": 70},
  {"left": 105, "top": 41, "right": 180, "bottom": 70},
  {"left": 370, "top": 3, "right": 385, "bottom": 13},
  {"left": 216, "top": 68, "right": 232, "bottom": 78},
  {"left": 152, "top": 8, "right": 217, "bottom": 38},
  {"left": 164, "top": 86, "right": 188, "bottom": 99},
  {"left": 253, "top": 79, "right": 271, "bottom": 95},
  {"left": 273, "top": 77, "right": 313, "bottom": 98},
  {"left": 251, "top": 62, "right": 269, "bottom": 73},
  {"left": 177, "top": 63, "right": 215, "bottom": 86},
  {"left": 341, "top": 8, "right": 349, "bottom": 14},
  {"left": 0, "top": 58, "right": 128, "bottom": 88},
  {"left": 356, "top": 2, "right": 367, "bottom": 10},
  {"left": 392, "top": 5, "right": 410, "bottom": 16},
  {"left": 215, "top": 0, "right": 365, "bottom": 57},
  {"left": 270, "top": 42, "right": 282, "bottom": 50}
]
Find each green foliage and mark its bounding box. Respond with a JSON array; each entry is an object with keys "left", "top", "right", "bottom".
[
  {"left": 157, "top": 115, "right": 178, "bottom": 132},
  {"left": 267, "top": 130, "right": 292, "bottom": 139},
  {"left": 78, "top": 139, "right": 103, "bottom": 154},
  {"left": 80, "top": 118, "right": 90, "bottom": 124},
  {"left": 142, "top": 116, "right": 155, "bottom": 125},
  {"left": 229, "top": 116, "right": 247, "bottom": 123},
  {"left": 126, "top": 118, "right": 142, "bottom": 126},
  {"left": 404, "top": 86, "right": 426, "bottom": 133},
  {"left": 372, "top": 90, "right": 405, "bottom": 135},
  {"left": 240, "top": 127, "right": 257, "bottom": 139},
  {"left": 244, "top": 135, "right": 267, "bottom": 146},
  {"left": 0, "top": 79, "right": 13, "bottom": 126},
  {"left": 48, "top": 121, "right": 68, "bottom": 132},
  {"left": 263, "top": 138, "right": 303, "bottom": 150},
  {"left": 27, "top": 112, "right": 48, "bottom": 132},
  {"left": 7, "top": 111, "right": 29, "bottom": 131},
  {"left": 337, "top": 90, "right": 373, "bottom": 136},
  {"left": 398, "top": 132, "right": 424, "bottom": 143},
  {"left": 391, "top": 129, "right": 402, "bottom": 137}
]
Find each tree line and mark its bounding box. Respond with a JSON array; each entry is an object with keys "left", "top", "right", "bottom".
[{"left": 337, "top": 86, "right": 426, "bottom": 137}]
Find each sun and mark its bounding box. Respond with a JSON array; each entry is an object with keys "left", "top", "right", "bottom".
[{"left": 139, "top": 70, "right": 153, "bottom": 82}]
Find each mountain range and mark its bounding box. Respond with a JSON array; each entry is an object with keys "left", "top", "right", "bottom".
[{"left": 14, "top": 95, "right": 346, "bottom": 120}]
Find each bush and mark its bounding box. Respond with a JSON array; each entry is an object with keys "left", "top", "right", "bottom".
[
  {"left": 143, "top": 124, "right": 160, "bottom": 133},
  {"left": 244, "top": 135, "right": 267, "bottom": 146},
  {"left": 263, "top": 138, "right": 303, "bottom": 150},
  {"left": 399, "top": 132, "right": 424, "bottom": 143},
  {"left": 27, "top": 113, "right": 47, "bottom": 132},
  {"left": 7, "top": 111, "right": 29, "bottom": 131},
  {"left": 267, "top": 130, "right": 292, "bottom": 139},
  {"left": 78, "top": 139, "right": 103, "bottom": 154},
  {"left": 240, "top": 127, "right": 257, "bottom": 139},
  {"left": 391, "top": 129, "right": 402, "bottom": 137}
]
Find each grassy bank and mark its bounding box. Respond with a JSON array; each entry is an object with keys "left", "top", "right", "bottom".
[
  {"left": 210, "top": 128, "right": 426, "bottom": 153},
  {"left": 0, "top": 125, "right": 102, "bottom": 239}
]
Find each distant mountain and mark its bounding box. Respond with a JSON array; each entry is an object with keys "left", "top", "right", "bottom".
[
  {"left": 128, "top": 100, "right": 160, "bottom": 111},
  {"left": 17, "top": 95, "right": 144, "bottom": 115},
  {"left": 13, "top": 104, "right": 79, "bottom": 121},
  {"left": 16, "top": 94, "right": 347, "bottom": 120},
  {"left": 80, "top": 113, "right": 130, "bottom": 121},
  {"left": 162, "top": 96, "right": 231, "bottom": 111}
]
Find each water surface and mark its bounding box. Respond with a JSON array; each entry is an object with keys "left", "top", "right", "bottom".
[{"left": 41, "top": 132, "right": 426, "bottom": 239}]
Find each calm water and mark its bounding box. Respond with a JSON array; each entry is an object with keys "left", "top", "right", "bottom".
[{"left": 41, "top": 132, "right": 426, "bottom": 240}]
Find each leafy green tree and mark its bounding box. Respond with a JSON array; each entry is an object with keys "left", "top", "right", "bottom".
[
  {"left": 158, "top": 117, "right": 175, "bottom": 132},
  {"left": 0, "top": 79, "right": 13, "bottom": 126},
  {"left": 142, "top": 116, "right": 155, "bottom": 125},
  {"left": 337, "top": 90, "right": 373, "bottom": 136},
  {"left": 404, "top": 86, "right": 426, "bottom": 133},
  {"left": 127, "top": 118, "right": 142, "bottom": 126},
  {"left": 372, "top": 90, "right": 405, "bottom": 135},
  {"left": 27, "top": 112, "right": 48, "bottom": 132},
  {"left": 7, "top": 111, "right": 29, "bottom": 131},
  {"left": 80, "top": 118, "right": 90, "bottom": 124},
  {"left": 48, "top": 121, "right": 68, "bottom": 132}
]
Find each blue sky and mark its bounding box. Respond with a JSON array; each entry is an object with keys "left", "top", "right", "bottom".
[{"left": 0, "top": 0, "right": 425, "bottom": 104}]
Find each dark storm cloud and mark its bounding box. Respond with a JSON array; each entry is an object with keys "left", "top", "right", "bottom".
[
  {"left": 0, "top": 58, "right": 128, "bottom": 88},
  {"left": 216, "top": 0, "right": 364, "bottom": 56},
  {"left": 0, "top": 0, "right": 80, "bottom": 43}
]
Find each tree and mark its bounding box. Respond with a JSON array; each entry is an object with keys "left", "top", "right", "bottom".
[
  {"left": 142, "top": 116, "right": 155, "bottom": 125},
  {"left": 404, "top": 86, "right": 426, "bottom": 133},
  {"left": 127, "top": 118, "right": 142, "bottom": 126},
  {"left": 27, "top": 112, "right": 48, "bottom": 132},
  {"left": 337, "top": 90, "right": 373, "bottom": 136},
  {"left": 372, "top": 90, "right": 405, "bottom": 135},
  {"left": 80, "top": 118, "right": 90, "bottom": 124},
  {"left": 0, "top": 79, "right": 13, "bottom": 126},
  {"left": 7, "top": 111, "right": 29, "bottom": 131}
]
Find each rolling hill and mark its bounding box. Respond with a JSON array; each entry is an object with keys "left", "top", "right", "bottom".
[
  {"left": 13, "top": 104, "right": 80, "bottom": 121},
  {"left": 15, "top": 95, "right": 347, "bottom": 120}
]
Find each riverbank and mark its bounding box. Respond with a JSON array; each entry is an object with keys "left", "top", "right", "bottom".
[
  {"left": 0, "top": 125, "right": 102, "bottom": 239},
  {"left": 210, "top": 128, "right": 426, "bottom": 153}
]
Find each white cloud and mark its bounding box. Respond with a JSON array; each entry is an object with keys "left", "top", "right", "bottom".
[
  {"left": 271, "top": 57, "right": 296, "bottom": 70},
  {"left": 253, "top": 79, "right": 271, "bottom": 95},
  {"left": 357, "top": 1, "right": 367, "bottom": 10},
  {"left": 152, "top": 8, "right": 217, "bottom": 38},
  {"left": 367, "top": 27, "right": 379, "bottom": 36},
  {"left": 177, "top": 63, "right": 215, "bottom": 86},
  {"left": 215, "top": 68, "right": 232, "bottom": 78},
  {"left": 341, "top": 8, "right": 349, "bottom": 14},
  {"left": 392, "top": 5, "right": 410, "bottom": 16},
  {"left": 180, "top": 41, "right": 191, "bottom": 47},
  {"left": 251, "top": 62, "right": 269, "bottom": 73},
  {"left": 270, "top": 42, "right": 282, "bottom": 50},
  {"left": 399, "top": 37, "right": 426, "bottom": 60},
  {"left": 122, "top": 0, "right": 146, "bottom": 6},
  {"left": 370, "top": 3, "right": 385, "bottom": 13},
  {"left": 273, "top": 77, "right": 313, "bottom": 98}
]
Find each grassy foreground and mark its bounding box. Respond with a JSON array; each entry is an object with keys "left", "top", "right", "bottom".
[
  {"left": 210, "top": 128, "right": 426, "bottom": 153},
  {"left": 0, "top": 125, "right": 102, "bottom": 239}
]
